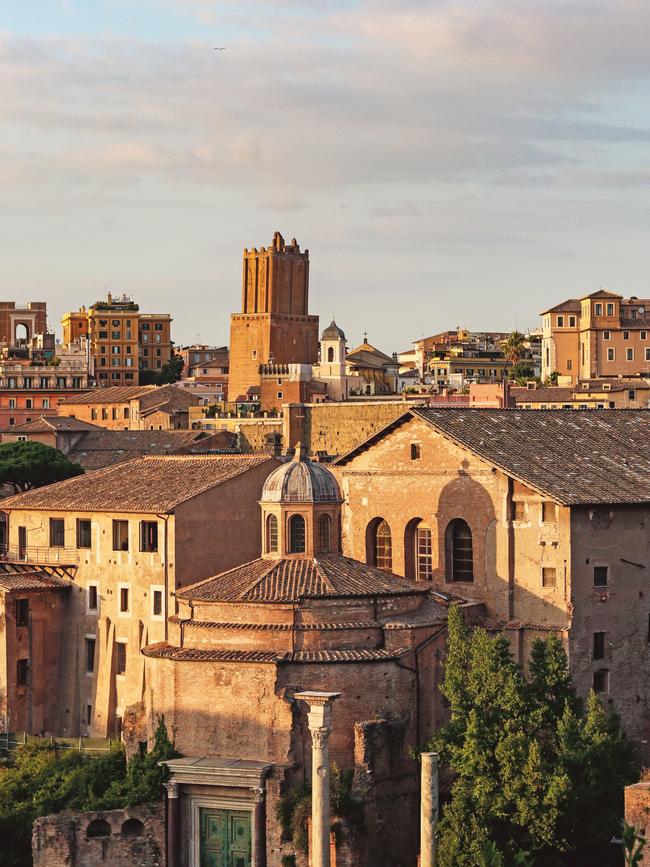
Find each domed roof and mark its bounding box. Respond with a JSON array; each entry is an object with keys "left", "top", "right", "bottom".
[
  {"left": 262, "top": 445, "right": 342, "bottom": 504},
  {"left": 321, "top": 319, "right": 346, "bottom": 341}
]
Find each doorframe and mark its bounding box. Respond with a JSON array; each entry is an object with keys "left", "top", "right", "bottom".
[{"left": 190, "top": 796, "right": 255, "bottom": 867}]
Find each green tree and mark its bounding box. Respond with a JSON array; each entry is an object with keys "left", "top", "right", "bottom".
[
  {"left": 0, "top": 441, "right": 84, "bottom": 493},
  {"left": 139, "top": 354, "right": 184, "bottom": 386},
  {"left": 501, "top": 332, "right": 527, "bottom": 376},
  {"left": 427, "top": 606, "right": 638, "bottom": 867}
]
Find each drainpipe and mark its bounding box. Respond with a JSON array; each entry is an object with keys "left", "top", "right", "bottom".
[
  {"left": 156, "top": 514, "right": 170, "bottom": 642},
  {"left": 506, "top": 477, "right": 515, "bottom": 620}
]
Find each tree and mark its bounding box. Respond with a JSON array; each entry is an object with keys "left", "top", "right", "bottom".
[
  {"left": 0, "top": 441, "right": 84, "bottom": 493},
  {"left": 501, "top": 332, "right": 527, "bottom": 375},
  {"left": 139, "top": 354, "right": 184, "bottom": 386},
  {"left": 427, "top": 606, "right": 638, "bottom": 867}
]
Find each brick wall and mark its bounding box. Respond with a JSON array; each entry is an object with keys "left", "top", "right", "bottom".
[{"left": 32, "top": 803, "right": 165, "bottom": 867}]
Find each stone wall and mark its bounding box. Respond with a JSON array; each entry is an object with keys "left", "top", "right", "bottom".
[{"left": 32, "top": 803, "right": 165, "bottom": 867}]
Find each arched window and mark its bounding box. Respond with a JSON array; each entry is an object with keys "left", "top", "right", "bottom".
[
  {"left": 446, "top": 519, "right": 473, "bottom": 582},
  {"left": 266, "top": 514, "right": 278, "bottom": 553},
  {"left": 318, "top": 514, "right": 331, "bottom": 553},
  {"left": 374, "top": 520, "right": 392, "bottom": 571},
  {"left": 121, "top": 818, "right": 145, "bottom": 838},
  {"left": 289, "top": 514, "right": 306, "bottom": 554},
  {"left": 327, "top": 346, "right": 335, "bottom": 363},
  {"left": 416, "top": 523, "right": 433, "bottom": 581},
  {"left": 87, "top": 819, "right": 111, "bottom": 838}
]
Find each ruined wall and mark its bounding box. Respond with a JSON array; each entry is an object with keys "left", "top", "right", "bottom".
[
  {"left": 32, "top": 803, "right": 165, "bottom": 867},
  {"left": 199, "top": 416, "right": 283, "bottom": 453}
]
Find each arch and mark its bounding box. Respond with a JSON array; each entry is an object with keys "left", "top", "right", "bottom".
[
  {"left": 404, "top": 518, "right": 432, "bottom": 580},
  {"left": 318, "top": 514, "right": 331, "bottom": 553},
  {"left": 266, "top": 514, "right": 278, "bottom": 553},
  {"left": 327, "top": 346, "right": 335, "bottom": 363},
  {"left": 289, "top": 514, "right": 306, "bottom": 554},
  {"left": 14, "top": 323, "right": 30, "bottom": 345},
  {"left": 445, "top": 519, "right": 473, "bottom": 582},
  {"left": 86, "top": 819, "right": 111, "bottom": 838},
  {"left": 121, "top": 818, "right": 145, "bottom": 838},
  {"left": 366, "top": 518, "right": 392, "bottom": 571}
]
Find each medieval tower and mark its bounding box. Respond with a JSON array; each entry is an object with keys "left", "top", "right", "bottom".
[{"left": 228, "top": 231, "right": 319, "bottom": 401}]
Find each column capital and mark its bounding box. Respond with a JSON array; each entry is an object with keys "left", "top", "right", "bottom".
[
  {"left": 250, "top": 786, "right": 266, "bottom": 804},
  {"left": 165, "top": 781, "right": 180, "bottom": 799},
  {"left": 295, "top": 691, "right": 341, "bottom": 732}
]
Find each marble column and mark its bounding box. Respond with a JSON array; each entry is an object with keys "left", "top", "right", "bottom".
[
  {"left": 295, "top": 691, "right": 341, "bottom": 867},
  {"left": 164, "top": 780, "right": 180, "bottom": 867},
  {"left": 420, "top": 752, "right": 439, "bottom": 867},
  {"left": 251, "top": 786, "right": 267, "bottom": 867}
]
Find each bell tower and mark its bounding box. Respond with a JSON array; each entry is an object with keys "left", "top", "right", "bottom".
[{"left": 228, "top": 232, "right": 320, "bottom": 402}]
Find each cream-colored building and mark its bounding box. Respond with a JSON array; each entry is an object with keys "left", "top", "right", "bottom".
[{"left": 0, "top": 454, "right": 275, "bottom": 737}]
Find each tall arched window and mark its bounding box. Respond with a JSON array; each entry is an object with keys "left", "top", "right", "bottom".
[
  {"left": 266, "top": 514, "right": 278, "bottom": 553},
  {"left": 327, "top": 346, "right": 335, "bottom": 363},
  {"left": 416, "top": 523, "right": 433, "bottom": 581},
  {"left": 374, "top": 520, "right": 392, "bottom": 571},
  {"left": 289, "top": 514, "right": 306, "bottom": 554},
  {"left": 318, "top": 514, "right": 331, "bottom": 553},
  {"left": 446, "top": 519, "right": 473, "bottom": 582}
]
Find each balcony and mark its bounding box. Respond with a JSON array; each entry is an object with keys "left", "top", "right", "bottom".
[{"left": 0, "top": 544, "right": 78, "bottom": 566}]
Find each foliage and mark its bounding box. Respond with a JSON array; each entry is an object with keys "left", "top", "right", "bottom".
[
  {"left": 427, "top": 606, "right": 638, "bottom": 867},
  {"left": 621, "top": 821, "right": 645, "bottom": 866},
  {"left": 0, "top": 717, "right": 177, "bottom": 867},
  {"left": 501, "top": 332, "right": 527, "bottom": 369},
  {"left": 139, "top": 354, "right": 184, "bottom": 386},
  {"left": 0, "top": 441, "right": 84, "bottom": 493},
  {"left": 276, "top": 766, "right": 363, "bottom": 856},
  {"left": 545, "top": 371, "right": 559, "bottom": 385},
  {"left": 510, "top": 364, "right": 537, "bottom": 384}
]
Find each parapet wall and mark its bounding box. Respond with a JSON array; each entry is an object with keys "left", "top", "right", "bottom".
[{"left": 32, "top": 802, "right": 165, "bottom": 867}]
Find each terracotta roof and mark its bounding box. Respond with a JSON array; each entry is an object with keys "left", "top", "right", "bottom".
[
  {"left": 66, "top": 429, "right": 236, "bottom": 470},
  {"left": 0, "top": 570, "right": 71, "bottom": 592},
  {"left": 179, "top": 555, "right": 429, "bottom": 603},
  {"left": 1, "top": 417, "right": 103, "bottom": 434},
  {"left": 583, "top": 289, "right": 622, "bottom": 299},
  {"left": 539, "top": 299, "right": 581, "bottom": 314},
  {"left": 60, "top": 386, "right": 155, "bottom": 405},
  {"left": 1, "top": 454, "right": 273, "bottom": 513},
  {"left": 575, "top": 379, "right": 650, "bottom": 393},
  {"left": 511, "top": 387, "right": 573, "bottom": 404},
  {"left": 142, "top": 642, "right": 400, "bottom": 663},
  {"left": 337, "top": 407, "right": 650, "bottom": 505}
]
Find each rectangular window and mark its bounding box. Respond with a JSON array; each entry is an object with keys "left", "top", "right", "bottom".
[
  {"left": 628, "top": 390, "right": 636, "bottom": 401},
  {"left": 410, "top": 443, "right": 421, "bottom": 460},
  {"left": 152, "top": 588, "right": 163, "bottom": 618},
  {"left": 16, "top": 659, "right": 29, "bottom": 686},
  {"left": 557, "top": 315, "right": 564, "bottom": 327},
  {"left": 569, "top": 316, "right": 576, "bottom": 327},
  {"left": 124, "top": 407, "right": 130, "bottom": 419},
  {"left": 542, "top": 567, "right": 557, "bottom": 588},
  {"left": 102, "top": 408, "right": 108, "bottom": 420},
  {"left": 111, "top": 331, "right": 120, "bottom": 340},
  {"left": 593, "top": 669, "right": 609, "bottom": 693},
  {"left": 593, "top": 631, "right": 605, "bottom": 661},
  {"left": 86, "top": 703, "right": 92, "bottom": 727},
  {"left": 594, "top": 303, "right": 602, "bottom": 315},
  {"left": 116, "top": 642, "right": 127, "bottom": 676},
  {"left": 8, "top": 398, "right": 15, "bottom": 409},
  {"left": 25, "top": 398, "right": 32, "bottom": 409},
  {"left": 626, "top": 348, "right": 634, "bottom": 361},
  {"left": 42, "top": 398, "right": 49, "bottom": 409},
  {"left": 85, "top": 637, "right": 96, "bottom": 673},
  {"left": 112, "top": 520, "right": 129, "bottom": 551},
  {"left": 87, "top": 584, "right": 99, "bottom": 613},
  {"left": 277, "top": 391, "right": 283, "bottom": 399},
  {"left": 594, "top": 565, "right": 608, "bottom": 586},
  {"left": 603, "top": 330, "right": 610, "bottom": 340},
  {"left": 607, "top": 303, "right": 614, "bottom": 315},
  {"left": 76, "top": 519, "right": 91, "bottom": 549},
  {"left": 607, "top": 348, "right": 615, "bottom": 361},
  {"left": 513, "top": 501, "right": 526, "bottom": 521},
  {"left": 140, "top": 521, "right": 158, "bottom": 553},
  {"left": 542, "top": 502, "right": 557, "bottom": 523},
  {"left": 623, "top": 331, "right": 630, "bottom": 340},
  {"left": 119, "top": 586, "right": 130, "bottom": 614},
  {"left": 49, "top": 517, "right": 65, "bottom": 548},
  {"left": 15, "top": 598, "right": 29, "bottom": 627}
]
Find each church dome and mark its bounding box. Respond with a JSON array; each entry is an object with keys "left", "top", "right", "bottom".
[
  {"left": 321, "top": 319, "right": 346, "bottom": 341},
  {"left": 262, "top": 445, "right": 342, "bottom": 504}
]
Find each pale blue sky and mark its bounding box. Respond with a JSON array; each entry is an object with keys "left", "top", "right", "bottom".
[{"left": 2, "top": 0, "right": 650, "bottom": 351}]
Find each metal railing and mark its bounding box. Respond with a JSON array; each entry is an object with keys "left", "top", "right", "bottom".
[
  {"left": 0, "top": 732, "right": 118, "bottom": 755},
  {"left": 0, "top": 545, "right": 78, "bottom": 565}
]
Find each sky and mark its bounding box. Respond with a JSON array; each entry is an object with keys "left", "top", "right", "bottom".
[{"left": 2, "top": 1, "right": 650, "bottom": 352}]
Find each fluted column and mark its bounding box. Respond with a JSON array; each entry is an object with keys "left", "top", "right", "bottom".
[{"left": 295, "top": 691, "right": 341, "bottom": 867}]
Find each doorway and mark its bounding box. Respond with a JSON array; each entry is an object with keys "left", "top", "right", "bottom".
[{"left": 199, "top": 808, "right": 251, "bottom": 867}]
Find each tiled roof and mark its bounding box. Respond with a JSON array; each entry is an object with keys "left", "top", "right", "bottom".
[
  {"left": 66, "top": 430, "right": 237, "bottom": 470},
  {"left": 142, "top": 642, "right": 400, "bottom": 663},
  {"left": 511, "top": 387, "right": 574, "bottom": 404},
  {"left": 539, "top": 299, "right": 581, "bottom": 314},
  {"left": 1, "top": 417, "right": 103, "bottom": 434},
  {"left": 60, "top": 386, "right": 155, "bottom": 405},
  {"left": 1, "top": 454, "right": 273, "bottom": 513},
  {"left": 0, "top": 570, "right": 71, "bottom": 592},
  {"left": 337, "top": 407, "right": 650, "bottom": 505},
  {"left": 179, "top": 555, "right": 428, "bottom": 603}
]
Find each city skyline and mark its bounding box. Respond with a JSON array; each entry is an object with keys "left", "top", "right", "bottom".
[{"left": 2, "top": 1, "right": 650, "bottom": 350}]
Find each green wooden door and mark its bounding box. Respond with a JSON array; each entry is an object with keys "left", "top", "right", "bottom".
[{"left": 199, "top": 808, "right": 251, "bottom": 867}]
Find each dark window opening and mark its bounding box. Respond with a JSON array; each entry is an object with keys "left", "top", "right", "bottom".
[
  {"left": 318, "top": 515, "right": 331, "bottom": 553},
  {"left": 119, "top": 587, "right": 129, "bottom": 613},
  {"left": 139, "top": 521, "right": 158, "bottom": 553},
  {"left": 88, "top": 585, "right": 98, "bottom": 612},
  {"left": 593, "top": 669, "right": 609, "bottom": 693},
  {"left": 289, "top": 514, "right": 306, "bottom": 554},
  {"left": 416, "top": 525, "right": 433, "bottom": 581},
  {"left": 542, "top": 502, "right": 557, "bottom": 523},
  {"left": 15, "top": 598, "right": 29, "bottom": 627},
  {"left": 152, "top": 589, "right": 163, "bottom": 617},
  {"left": 49, "top": 518, "right": 65, "bottom": 548},
  {"left": 446, "top": 519, "right": 473, "bottom": 582},
  {"left": 16, "top": 658, "right": 29, "bottom": 686},
  {"left": 76, "top": 519, "right": 92, "bottom": 549},
  {"left": 594, "top": 565, "right": 608, "bottom": 587},
  {"left": 267, "top": 514, "right": 279, "bottom": 553},
  {"left": 116, "top": 643, "right": 127, "bottom": 675},
  {"left": 593, "top": 632, "right": 605, "bottom": 661},
  {"left": 87, "top": 819, "right": 111, "bottom": 839},
  {"left": 86, "top": 637, "right": 96, "bottom": 673},
  {"left": 410, "top": 443, "right": 421, "bottom": 460},
  {"left": 112, "top": 520, "right": 129, "bottom": 552}
]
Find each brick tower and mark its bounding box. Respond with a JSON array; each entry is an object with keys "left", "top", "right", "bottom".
[{"left": 228, "top": 232, "right": 319, "bottom": 402}]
